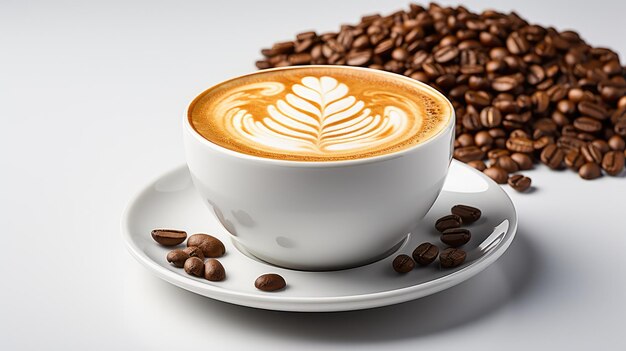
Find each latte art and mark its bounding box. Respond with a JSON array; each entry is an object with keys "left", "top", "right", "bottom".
[{"left": 189, "top": 67, "right": 451, "bottom": 161}]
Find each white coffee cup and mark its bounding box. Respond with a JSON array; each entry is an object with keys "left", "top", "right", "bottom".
[{"left": 184, "top": 66, "right": 455, "bottom": 271}]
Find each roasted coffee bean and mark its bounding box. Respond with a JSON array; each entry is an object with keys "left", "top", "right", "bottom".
[
  {"left": 558, "top": 136, "right": 586, "bottom": 153},
  {"left": 183, "top": 246, "right": 205, "bottom": 261},
  {"left": 540, "top": 144, "right": 565, "bottom": 169},
  {"left": 579, "top": 162, "right": 602, "bottom": 180},
  {"left": 480, "top": 106, "right": 502, "bottom": 128},
  {"left": 487, "top": 148, "right": 510, "bottom": 163},
  {"left": 346, "top": 50, "right": 372, "bottom": 66},
  {"left": 441, "top": 228, "right": 471, "bottom": 247},
  {"left": 151, "top": 229, "right": 187, "bottom": 246},
  {"left": 602, "top": 151, "right": 625, "bottom": 176},
  {"left": 506, "top": 137, "right": 534, "bottom": 153},
  {"left": 496, "top": 155, "right": 519, "bottom": 173},
  {"left": 451, "top": 204, "right": 482, "bottom": 223},
  {"left": 573, "top": 117, "right": 602, "bottom": 133},
  {"left": 204, "top": 259, "right": 226, "bottom": 281},
  {"left": 565, "top": 149, "right": 585, "bottom": 170},
  {"left": 440, "top": 248, "right": 466, "bottom": 268},
  {"left": 462, "top": 112, "right": 482, "bottom": 130},
  {"left": 483, "top": 166, "right": 508, "bottom": 184},
  {"left": 435, "top": 214, "right": 462, "bottom": 233},
  {"left": 506, "top": 32, "right": 530, "bottom": 55},
  {"left": 465, "top": 90, "right": 491, "bottom": 107},
  {"left": 591, "top": 140, "right": 610, "bottom": 154},
  {"left": 166, "top": 249, "right": 190, "bottom": 268},
  {"left": 474, "top": 131, "right": 493, "bottom": 147},
  {"left": 433, "top": 46, "right": 459, "bottom": 63},
  {"left": 608, "top": 135, "right": 626, "bottom": 151},
  {"left": 454, "top": 146, "right": 484, "bottom": 162},
  {"left": 188, "top": 234, "right": 225, "bottom": 258},
  {"left": 533, "top": 136, "right": 554, "bottom": 151},
  {"left": 392, "top": 254, "right": 415, "bottom": 273},
  {"left": 457, "top": 133, "right": 475, "bottom": 147},
  {"left": 615, "top": 118, "right": 626, "bottom": 137},
  {"left": 467, "top": 160, "right": 487, "bottom": 171},
  {"left": 508, "top": 174, "right": 532, "bottom": 192},
  {"left": 578, "top": 101, "right": 608, "bottom": 120},
  {"left": 255, "top": 274, "right": 286, "bottom": 292},
  {"left": 184, "top": 257, "right": 205, "bottom": 277},
  {"left": 580, "top": 143, "right": 603, "bottom": 164},
  {"left": 412, "top": 242, "right": 439, "bottom": 266},
  {"left": 492, "top": 76, "right": 518, "bottom": 92},
  {"left": 511, "top": 153, "right": 533, "bottom": 170}
]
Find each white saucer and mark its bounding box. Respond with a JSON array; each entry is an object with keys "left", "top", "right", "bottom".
[{"left": 122, "top": 160, "right": 517, "bottom": 312}]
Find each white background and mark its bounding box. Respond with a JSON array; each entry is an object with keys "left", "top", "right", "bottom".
[{"left": 1, "top": 0, "right": 625, "bottom": 349}]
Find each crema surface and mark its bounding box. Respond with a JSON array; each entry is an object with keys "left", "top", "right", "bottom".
[{"left": 189, "top": 66, "right": 451, "bottom": 161}]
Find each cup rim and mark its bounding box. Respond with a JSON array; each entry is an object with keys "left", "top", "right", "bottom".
[{"left": 185, "top": 65, "right": 455, "bottom": 168}]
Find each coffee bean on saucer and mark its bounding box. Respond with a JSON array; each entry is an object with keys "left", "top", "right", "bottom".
[
  {"left": 183, "top": 246, "right": 205, "bottom": 261},
  {"left": 166, "top": 249, "right": 190, "bottom": 268},
  {"left": 483, "top": 166, "right": 508, "bottom": 184},
  {"left": 440, "top": 248, "right": 467, "bottom": 268},
  {"left": 412, "top": 243, "right": 439, "bottom": 266},
  {"left": 451, "top": 204, "right": 482, "bottom": 224},
  {"left": 508, "top": 174, "right": 532, "bottom": 192},
  {"left": 440, "top": 228, "right": 471, "bottom": 247},
  {"left": 392, "top": 254, "right": 415, "bottom": 273},
  {"left": 151, "top": 229, "right": 187, "bottom": 246},
  {"left": 184, "top": 257, "right": 205, "bottom": 277},
  {"left": 204, "top": 259, "right": 226, "bottom": 281},
  {"left": 188, "top": 234, "right": 226, "bottom": 258},
  {"left": 255, "top": 274, "right": 286, "bottom": 292},
  {"left": 579, "top": 162, "right": 602, "bottom": 180},
  {"left": 435, "top": 214, "right": 462, "bottom": 233}
]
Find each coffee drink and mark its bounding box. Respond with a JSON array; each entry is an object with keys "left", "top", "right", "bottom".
[{"left": 189, "top": 66, "right": 451, "bottom": 161}]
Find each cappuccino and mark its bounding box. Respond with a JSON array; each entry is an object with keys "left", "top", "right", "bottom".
[{"left": 189, "top": 66, "right": 451, "bottom": 161}]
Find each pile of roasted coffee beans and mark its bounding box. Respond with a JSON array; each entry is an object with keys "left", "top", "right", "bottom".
[
  {"left": 257, "top": 3, "right": 626, "bottom": 186},
  {"left": 392, "top": 204, "right": 481, "bottom": 272},
  {"left": 151, "top": 229, "right": 286, "bottom": 292}
]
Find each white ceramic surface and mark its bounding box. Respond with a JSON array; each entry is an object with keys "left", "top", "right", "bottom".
[
  {"left": 121, "top": 160, "right": 517, "bottom": 312},
  {"left": 183, "top": 66, "right": 456, "bottom": 270}
]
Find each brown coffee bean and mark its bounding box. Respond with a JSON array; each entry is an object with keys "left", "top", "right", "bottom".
[
  {"left": 454, "top": 146, "right": 484, "bottom": 162},
  {"left": 441, "top": 228, "right": 471, "bottom": 247},
  {"left": 506, "top": 32, "right": 530, "bottom": 55},
  {"left": 440, "top": 248, "right": 466, "bottom": 268},
  {"left": 151, "top": 229, "right": 187, "bottom": 246},
  {"left": 615, "top": 118, "right": 626, "bottom": 137},
  {"left": 392, "top": 254, "right": 415, "bottom": 273},
  {"left": 483, "top": 166, "right": 508, "bottom": 184},
  {"left": 573, "top": 117, "right": 602, "bottom": 133},
  {"left": 591, "top": 140, "right": 610, "bottom": 154},
  {"left": 433, "top": 46, "right": 459, "bottom": 63},
  {"left": 346, "top": 50, "right": 372, "bottom": 66},
  {"left": 480, "top": 106, "right": 502, "bottom": 128},
  {"left": 506, "top": 137, "right": 534, "bottom": 153},
  {"left": 509, "top": 153, "right": 532, "bottom": 170},
  {"left": 465, "top": 90, "right": 492, "bottom": 107},
  {"left": 492, "top": 76, "right": 519, "bottom": 92},
  {"left": 578, "top": 101, "right": 608, "bottom": 120},
  {"left": 527, "top": 64, "right": 545, "bottom": 85},
  {"left": 487, "top": 148, "right": 510, "bottom": 163},
  {"left": 608, "top": 135, "right": 626, "bottom": 151},
  {"left": 540, "top": 144, "right": 565, "bottom": 169},
  {"left": 166, "top": 249, "right": 190, "bottom": 268},
  {"left": 533, "top": 136, "right": 554, "bottom": 151},
  {"left": 496, "top": 155, "right": 520, "bottom": 173},
  {"left": 467, "top": 160, "right": 487, "bottom": 171},
  {"left": 451, "top": 204, "right": 482, "bottom": 223},
  {"left": 579, "top": 162, "right": 602, "bottom": 180},
  {"left": 188, "top": 234, "right": 225, "bottom": 258},
  {"left": 565, "top": 149, "right": 585, "bottom": 170},
  {"left": 183, "top": 246, "right": 205, "bottom": 261},
  {"left": 602, "top": 151, "right": 625, "bottom": 176},
  {"left": 412, "top": 242, "right": 439, "bottom": 266},
  {"left": 474, "top": 131, "right": 493, "bottom": 147},
  {"left": 271, "top": 41, "right": 295, "bottom": 54},
  {"left": 558, "top": 136, "right": 587, "bottom": 153},
  {"left": 204, "top": 259, "right": 226, "bottom": 281},
  {"left": 255, "top": 274, "right": 286, "bottom": 292},
  {"left": 435, "top": 214, "right": 462, "bottom": 233},
  {"left": 580, "top": 143, "right": 603, "bottom": 164},
  {"left": 462, "top": 112, "right": 482, "bottom": 131},
  {"left": 256, "top": 60, "right": 271, "bottom": 69},
  {"left": 184, "top": 257, "right": 204, "bottom": 277},
  {"left": 508, "top": 174, "right": 532, "bottom": 192}
]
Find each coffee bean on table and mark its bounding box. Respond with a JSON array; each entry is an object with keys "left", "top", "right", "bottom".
[
  {"left": 451, "top": 204, "right": 482, "bottom": 224},
  {"left": 483, "top": 166, "right": 508, "bottom": 184},
  {"left": 188, "top": 234, "right": 225, "bottom": 258},
  {"left": 580, "top": 143, "right": 603, "bottom": 164},
  {"left": 166, "top": 249, "right": 190, "bottom": 268},
  {"left": 255, "top": 274, "right": 286, "bottom": 292},
  {"left": 183, "top": 246, "right": 205, "bottom": 261},
  {"left": 392, "top": 254, "right": 415, "bottom": 273},
  {"left": 495, "top": 155, "right": 519, "bottom": 173},
  {"left": 412, "top": 243, "right": 439, "bottom": 266},
  {"left": 151, "top": 229, "right": 187, "bottom": 246},
  {"left": 602, "top": 151, "right": 625, "bottom": 176},
  {"left": 508, "top": 174, "right": 532, "bottom": 192},
  {"left": 441, "top": 228, "right": 471, "bottom": 247},
  {"left": 440, "top": 248, "right": 467, "bottom": 268},
  {"left": 510, "top": 153, "right": 533, "bottom": 170},
  {"left": 204, "top": 259, "right": 226, "bottom": 281},
  {"left": 184, "top": 257, "right": 205, "bottom": 277},
  {"left": 565, "top": 149, "right": 585, "bottom": 170},
  {"left": 579, "top": 162, "right": 602, "bottom": 180},
  {"left": 540, "top": 144, "right": 565, "bottom": 169},
  {"left": 435, "top": 214, "right": 463, "bottom": 232}
]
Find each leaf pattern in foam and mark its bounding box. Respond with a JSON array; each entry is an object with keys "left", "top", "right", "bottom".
[{"left": 231, "top": 76, "right": 409, "bottom": 154}]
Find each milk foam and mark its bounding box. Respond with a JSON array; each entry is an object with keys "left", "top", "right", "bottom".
[{"left": 189, "top": 67, "right": 450, "bottom": 161}]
